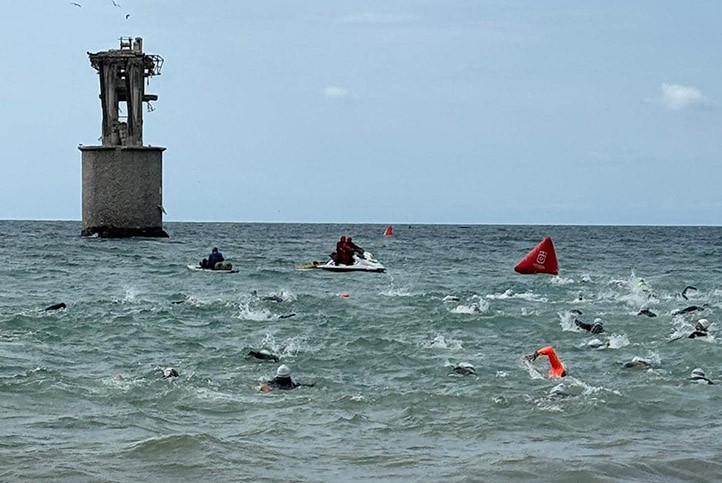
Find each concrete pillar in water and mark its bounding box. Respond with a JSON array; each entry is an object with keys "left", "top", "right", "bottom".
[{"left": 80, "top": 37, "right": 168, "bottom": 238}]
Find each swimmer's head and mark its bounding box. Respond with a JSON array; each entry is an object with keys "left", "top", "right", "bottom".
[
  {"left": 163, "top": 367, "right": 179, "bottom": 378},
  {"left": 690, "top": 368, "right": 707, "bottom": 379},
  {"left": 453, "top": 362, "right": 477, "bottom": 375},
  {"left": 697, "top": 319, "right": 710, "bottom": 331},
  {"left": 276, "top": 364, "right": 291, "bottom": 378}
]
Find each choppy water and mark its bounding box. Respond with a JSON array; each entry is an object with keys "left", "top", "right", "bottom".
[{"left": 1, "top": 221, "right": 722, "bottom": 482}]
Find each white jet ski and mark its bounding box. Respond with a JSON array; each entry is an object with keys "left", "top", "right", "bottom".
[{"left": 313, "top": 252, "right": 386, "bottom": 273}]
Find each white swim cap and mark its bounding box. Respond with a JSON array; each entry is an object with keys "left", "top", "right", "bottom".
[
  {"left": 276, "top": 364, "right": 291, "bottom": 378},
  {"left": 163, "top": 367, "right": 178, "bottom": 378},
  {"left": 594, "top": 318, "right": 603, "bottom": 324},
  {"left": 457, "top": 362, "right": 475, "bottom": 370},
  {"left": 698, "top": 319, "right": 709, "bottom": 330},
  {"left": 691, "top": 368, "right": 706, "bottom": 379},
  {"left": 588, "top": 338, "right": 604, "bottom": 348}
]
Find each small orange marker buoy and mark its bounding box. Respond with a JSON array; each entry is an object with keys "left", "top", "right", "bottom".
[{"left": 339, "top": 292, "right": 350, "bottom": 298}]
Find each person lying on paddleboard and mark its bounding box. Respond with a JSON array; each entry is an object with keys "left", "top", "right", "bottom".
[{"left": 200, "top": 247, "right": 225, "bottom": 269}]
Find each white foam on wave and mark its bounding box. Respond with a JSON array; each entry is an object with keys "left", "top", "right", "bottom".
[
  {"left": 485, "top": 289, "right": 547, "bottom": 302},
  {"left": 607, "top": 333, "right": 630, "bottom": 349},
  {"left": 123, "top": 286, "right": 138, "bottom": 303},
  {"left": 423, "top": 334, "right": 463, "bottom": 350},
  {"left": 521, "top": 358, "right": 546, "bottom": 380},
  {"left": 269, "top": 289, "right": 296, "bottom": 302},
  {"left": 379, "top": 286, "right": 414, "bottom": 297},
  {"left": 237, "top": 301, "right": 275, "bottom": 321},
  {"left": 558, "top": 311, "right": 580, "bottom": 332},
  {"left": 259, "top": 332, "right": 307, "bottom": 356},
  {"left": 450, "top": 300, "right": 489, "bottom": 314},
  {"left": 550, "top": 275, "right": 575, "bottom": 285}
]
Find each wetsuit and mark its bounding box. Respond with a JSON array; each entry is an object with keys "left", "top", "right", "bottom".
[
  {"left": 248, "top": 350, "right": 279, "bottom": 362},
  {"left": 575, "top": 318, "right": 604, "bottom": 334},
  {"left": 266, "top": 376, "right": 299, "bottom": 390}
]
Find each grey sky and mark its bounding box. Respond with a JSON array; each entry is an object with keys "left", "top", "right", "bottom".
[{"left": 1, "top": 1, "right": 720, "bottom": 224}]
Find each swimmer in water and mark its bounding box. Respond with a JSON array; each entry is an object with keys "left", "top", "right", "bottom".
[
  {"left": 673, "top": 305, "right": 705, "bottom": 316},
  {"left": 688, "top": 319, "right": 710, "bottom": 339},
  {"left": 453, "top": 362, "right": 477, "bottom": 376},
  {"left": 690, "top": 368, "right": 714, "bottom": 385},
  {"left": 247, "top": 350, "right": 280, "bottom": 362},
  {"left": 622, "top": 357, "right": 652, "bottom": 369},
  {"left": 259, "top": 365, "right": 314, "bottom": 392},
  {"left": 162, "top": 367, "right": 179, "bottom": 378},
  {"left": 587, "top": 338, "right": 610, "bottom": 349},
  {"left": 637, "top": 307, "right": 657, "bottom": 318},
  {"left": 525, "top": 346, "right": 566, "bottom": 377},
  {"left": 44, "top": 302, "right": 67, "bottom": 311},
  {"left": 575, "top": 317, "right": 604, "bottom": 334}
]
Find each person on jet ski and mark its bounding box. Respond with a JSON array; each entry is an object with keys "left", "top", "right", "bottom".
[
  {"left": 201, "top": 247, "right": 225, "bottom": 269},
  {"left": 333, "top": 236, "right": 353, "bottom": 265},
  {"left": 346, "top": 236, "right": 365, "bottom": 258}
]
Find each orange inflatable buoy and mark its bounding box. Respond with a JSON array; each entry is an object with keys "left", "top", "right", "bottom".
[
  {"left": 383, "top": 225, "right": 393, "bottom": 236},
  {"left": 533, "top": 346, "right": 566, "bottom": 377}
]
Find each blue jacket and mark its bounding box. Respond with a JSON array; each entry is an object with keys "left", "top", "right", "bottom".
[{"left": 208, "top": 251, "right": 224, "bottom": 266}]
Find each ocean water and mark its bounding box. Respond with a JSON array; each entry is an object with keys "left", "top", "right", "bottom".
[{"left": 1, "top": 221, "right": 722, "bottom": 482}]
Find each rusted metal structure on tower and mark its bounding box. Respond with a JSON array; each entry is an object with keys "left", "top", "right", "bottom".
[{"left": 80, "top": 37, "right": 168, "bottom": 237}]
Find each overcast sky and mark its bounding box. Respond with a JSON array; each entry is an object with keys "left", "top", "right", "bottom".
[{"left": 1, "top": 1, "right": 720, "bottom": 224}]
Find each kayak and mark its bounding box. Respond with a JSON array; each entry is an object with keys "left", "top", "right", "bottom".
[{"left": 186, "top": 264, "right": 238, "bottom": 273}]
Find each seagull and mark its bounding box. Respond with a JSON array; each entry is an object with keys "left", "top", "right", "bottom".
[
  {"left": 125, "top": 13, "right": 131, "bottom": 19},
  {"left": 70, "top": 2, "right": 82, "bottom": 7},
  {"left": 111, "top": 0, "right": 121, "bottom": 7}
]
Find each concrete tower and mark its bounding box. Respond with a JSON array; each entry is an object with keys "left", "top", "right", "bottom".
[{"left": 80, "top": 37, "right": 167, "bottom": 237}]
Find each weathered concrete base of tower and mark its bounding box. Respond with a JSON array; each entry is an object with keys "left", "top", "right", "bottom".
[{"left": 80, "top": 146, "right": 168, "bottom": 238}]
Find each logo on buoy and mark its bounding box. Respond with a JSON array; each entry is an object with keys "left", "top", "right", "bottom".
[{"left": 536, "top": 251, "right": 547, "bottom": 265}]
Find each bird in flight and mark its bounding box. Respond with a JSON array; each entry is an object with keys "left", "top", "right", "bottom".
[
  {"left": 111, "top": 0, "right": 121, "bottom": 7},
  {"left": 125, "top": 13, "right": 131, "bottom": 19},
  {"left": 70, "top": 2, "right": 82, "bottom": 7}
]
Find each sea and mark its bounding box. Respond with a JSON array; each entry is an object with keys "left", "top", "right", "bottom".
[{"left": 1, "top": 221, "right": 722, "bottom": 482}]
